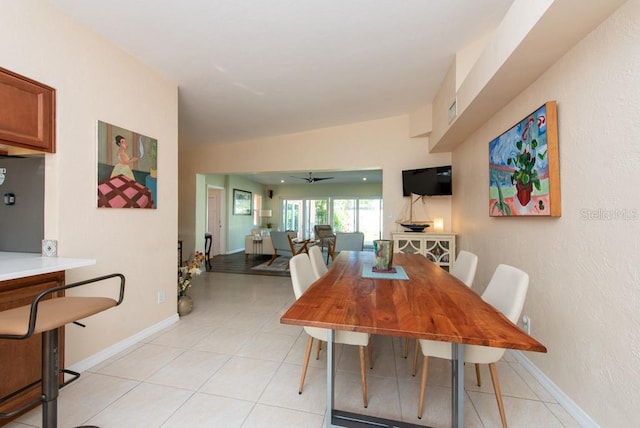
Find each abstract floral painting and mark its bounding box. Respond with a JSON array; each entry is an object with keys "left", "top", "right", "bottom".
[
  {"left": 97, "top": 121, "right": 158, "bottom": 208},
  {"left": 489, "top": 101, "right": 561, "bottom": 217}
]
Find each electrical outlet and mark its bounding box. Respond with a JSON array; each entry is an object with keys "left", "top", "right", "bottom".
[
  {"left": 157, "top": 290, "right": 166, "bottom": 304},
  {"left": 522, "top": 315, "right": 531, "bottom": 334}
]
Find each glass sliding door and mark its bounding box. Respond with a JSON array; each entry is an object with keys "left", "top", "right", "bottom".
[
  {"left": 281, "top": 197, "right": 382, "bottom": 245},
  {"left": 305, "top": 199, "right": 329, "bottom": 239},
  {"left": 358, "top": 198, "right": 383, "bottom": 244},
  {"left": 282, "top": 199, "right": 303, "bottom": 237},
  {"left": 332, "top": 199, "right": 357, "bottom": 233}
]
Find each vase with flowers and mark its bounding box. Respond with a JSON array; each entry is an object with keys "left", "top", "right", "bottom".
[{"left": 178, "top": 251, "right": 205, "bottom": 316}]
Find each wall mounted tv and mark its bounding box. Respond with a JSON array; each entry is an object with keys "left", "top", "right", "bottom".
[{"left": 402, "top": 165, "right": 452, "bottom": 196}]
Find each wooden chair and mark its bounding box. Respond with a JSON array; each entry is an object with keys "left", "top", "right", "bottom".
[
  {"left": 268, "top": 231, "right": 308, "bottom": 267},
  {"left": 313, "top": 224, "right": 335, "bottom": 252},
  {"left": 327, "top": 231, "right": 365, "bottom": 263}
]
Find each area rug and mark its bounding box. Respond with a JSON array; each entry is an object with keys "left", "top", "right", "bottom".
[{"left": 251, "top": 256, "right": 291, "bottom": 273}]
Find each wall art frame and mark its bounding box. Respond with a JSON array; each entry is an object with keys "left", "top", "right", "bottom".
[
  {"left": 489, "top": 101, "right": 561, "bottom": 217},
  {"left": 233, "top": 188, "right": 252, "bottom": 215},
  {"left": 97, "top": 120, "right": 158, "bottom": 209}
]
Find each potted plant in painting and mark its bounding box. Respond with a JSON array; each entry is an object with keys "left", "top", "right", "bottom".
[
  {"left": 178, "top": 251, "right": 205, "bottom": 316},
  {"left": 507, "top": 137, "right": 547, "bottom": 207}
]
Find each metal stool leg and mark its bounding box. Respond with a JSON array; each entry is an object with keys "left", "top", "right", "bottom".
[{"left": 42, "top": 329, "right": 58, "bottom": 428}]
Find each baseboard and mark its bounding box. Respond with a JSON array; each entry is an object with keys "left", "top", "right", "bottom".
[
  {"left": 509, "top": 350, "right": 599, "bottom": 427},
  {"left": 67, "top": 314, "right": 180, "bottom": 374}
]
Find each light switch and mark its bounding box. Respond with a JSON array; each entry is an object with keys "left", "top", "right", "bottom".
[{"left": 3, "top": 193, "right": 15, "bottom": 205}]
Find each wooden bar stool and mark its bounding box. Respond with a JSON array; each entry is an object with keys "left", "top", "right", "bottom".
[
  {"left": 0, "top": 273, "right": 125, "bottom": 428},
  {"left": 204, "top": 233, "right": 212, "bottom": 269}
]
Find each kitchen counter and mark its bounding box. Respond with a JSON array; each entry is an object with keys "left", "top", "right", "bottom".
[{"left": 0, "top": 252, "right": 96, "bottom": 281}]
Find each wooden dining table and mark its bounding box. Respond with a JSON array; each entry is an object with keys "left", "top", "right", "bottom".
[{"left": 280, "top": 251, "right": 547, "bottom": 428}]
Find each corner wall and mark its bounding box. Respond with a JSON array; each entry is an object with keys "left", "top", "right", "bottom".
[
  {"left": 1, "top": 1, "right": 179, "bottom": 364},
  {"left": 452, "top": 1, "right": 640, "bottom": 424}
]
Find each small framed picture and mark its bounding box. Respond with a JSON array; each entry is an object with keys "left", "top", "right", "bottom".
[{"left": 233, "top": 189, "right": 252, "bottom": 215}]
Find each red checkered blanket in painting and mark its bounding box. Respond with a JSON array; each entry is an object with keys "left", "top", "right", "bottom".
[{"left": 98, "top": 175, "right": 154, "bottom": 208}]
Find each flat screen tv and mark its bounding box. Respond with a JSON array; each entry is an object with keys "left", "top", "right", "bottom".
[{"left": 402, "top": 165, "right": 452, "bottom": 196}]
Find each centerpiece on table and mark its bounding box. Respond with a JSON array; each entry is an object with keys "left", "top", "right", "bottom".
[{"left": 178, "top": 251, "right": 205, "bottom": 316}]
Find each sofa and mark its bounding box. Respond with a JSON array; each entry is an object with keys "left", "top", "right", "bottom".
[{"left": 244, "top": 234, "right": 275, "bottom": 260}]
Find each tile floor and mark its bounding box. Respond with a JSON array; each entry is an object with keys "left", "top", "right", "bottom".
[{"left": 9, "top": 272, "right": 580, "bottom": 427}]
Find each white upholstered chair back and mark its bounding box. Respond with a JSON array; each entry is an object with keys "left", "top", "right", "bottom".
[
  {"left": 449, "top": 250, "right": 478, "bottom": 288},
  {"left": 308, "top": 245, "right": 328, "bottom": 279},
  {"left": 289, "top": 252, "right": 371, "bottom": 407}
]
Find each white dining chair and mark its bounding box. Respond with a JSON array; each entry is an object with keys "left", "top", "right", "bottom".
[
  {"left": 449, "top": 250, "right": 479, "bottom": 288},
  {"left": 308, "top": 245, "right": 328, "bottom": 279},
  {"left": 290, "top": 253, "right": 372, "bottom": 408},
  {"left": 416, "top": 264, "right": 529, "bottom": 427},
  {"left": 408, "top": 251, "right": 479, "bottom": 370}
]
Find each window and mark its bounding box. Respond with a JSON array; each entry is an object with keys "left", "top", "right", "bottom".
[
  {"left": 253, "top": 194, "right": 262, "bottom": 226},
  {"left": 281, "top": 197, "right": 382, "bottom": 245},
  {"left": 305, "top": 199, "right": 329, "bottom": 238},
  {"left": 332, "top": 199, "right": 356, "bottom": 233},
  {"left": 282, "top": 199, "right": 303, "bottom": 236}
]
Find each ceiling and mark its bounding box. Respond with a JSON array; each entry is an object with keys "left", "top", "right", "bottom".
[
  {"left": 236, "top": 169, "right": 383, "bottom": 186},
  {"left": 49, "top": 0, "right": 514, "bottom": 148}
]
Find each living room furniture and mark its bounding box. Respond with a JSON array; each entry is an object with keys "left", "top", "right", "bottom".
[
  {"left": 313, "top": 225, "right": 335, "bottom": 251},
  {"left": 244, "top": 234, "right": 275, "bottom": 260},
  {"left": 0, "top": 273, "right": 125, "bottom": 428},
  {"left": 268, "top": 231, "right": 308, "bottom": 266},
  {"left": 289, "top": 254, "right": 371, "bottom": 408},
  {"left": 417, "top": 264, "right": 529, "bottom": 427},
  {"left": 280, "top": 251, "right": 546, "bottom": 428},
  {"left": 327, "top": 231, "right": 364, "bottom": 263},
  {"left": 391, "top": 231, "right": 456, "bottom": 271}
]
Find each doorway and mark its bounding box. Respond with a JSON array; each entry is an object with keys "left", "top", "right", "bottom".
[{"left": 207, "top": 186, "right": 225, "bottom": 255}]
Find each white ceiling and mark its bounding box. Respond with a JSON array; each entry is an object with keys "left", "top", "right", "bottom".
[
  {"left": 49, "top": 0, "right": 514, "bottom": 148},
  {"left": 236, "top": 169, "right": 383, "bottom": 186}
]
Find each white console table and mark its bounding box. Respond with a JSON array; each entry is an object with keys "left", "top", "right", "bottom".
[{"left": 391, "top": 232, "right": 456, "bottom": 271}]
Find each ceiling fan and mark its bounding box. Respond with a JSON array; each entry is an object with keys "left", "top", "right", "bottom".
[{"left": 290, "top": 172, "right": 334, "bottom": 183}]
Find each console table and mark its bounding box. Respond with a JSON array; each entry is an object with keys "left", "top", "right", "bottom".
[{"left": 391, "top": 232, "right": 456, "bottom": 271}]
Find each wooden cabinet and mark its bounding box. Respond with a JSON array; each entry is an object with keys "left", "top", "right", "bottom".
[
  {"left": 0, "top": 271, "right": 65, "bottom": 426},
  {"left": 0, "top": 67, "right": 56, "bottom": 153},
  {"left": 392, "top": 232, "right": 456, "bottom": 271}
]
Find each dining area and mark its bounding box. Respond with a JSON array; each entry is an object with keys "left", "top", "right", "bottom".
[{"left": 281, "top": 248, "right": 547, "bottom": 428}]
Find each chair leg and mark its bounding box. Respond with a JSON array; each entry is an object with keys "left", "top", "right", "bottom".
[
  {"left": 489, "top": 363, "right": 508, "bottom": 428},
  {"left": 316, "top": 340, "right": 322, "bottom": 360},
  {"left": 299, "top": 336, "right": 314, "bottom": 394},
  {"left": 359, "top": 345, "right": 368, "bottom": 408},
  {"left": 368, "top": 340, "right": 374, "bottom": 369},
  {"left": 417, "top": 355, "right": 429, "bottom": 419},
  {"left": 412, "top": 341, "right": 420, "bottom": 376},
  {"left": 402, "top": 337, "right": 410, "bottom": 358},
  {"left": 475, "top": 363, "right": 482, "bottom": 387},
  {"left": 42, "top": 329, "right": 59, "bottom": 428}
]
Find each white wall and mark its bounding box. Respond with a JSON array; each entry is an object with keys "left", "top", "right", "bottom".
[
  {"left": 1, "top": 1, "right": 179, "bottom": 364},
  {"left": 179, "top": 115, "right": 452, "bottom": 254},
  {"left": 452, "top": 0, "right": 640, "bottom": 424}
]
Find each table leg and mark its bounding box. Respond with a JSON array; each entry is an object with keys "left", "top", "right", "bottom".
[
  {"left": 326, "top": 330, "right": 429, "bottom": 428},
  {"left": 327, "top": 329, "right": 335, "bottom": 428},
  {"left": 451, "top": 343, "right": 464, "bottom": 428}
]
